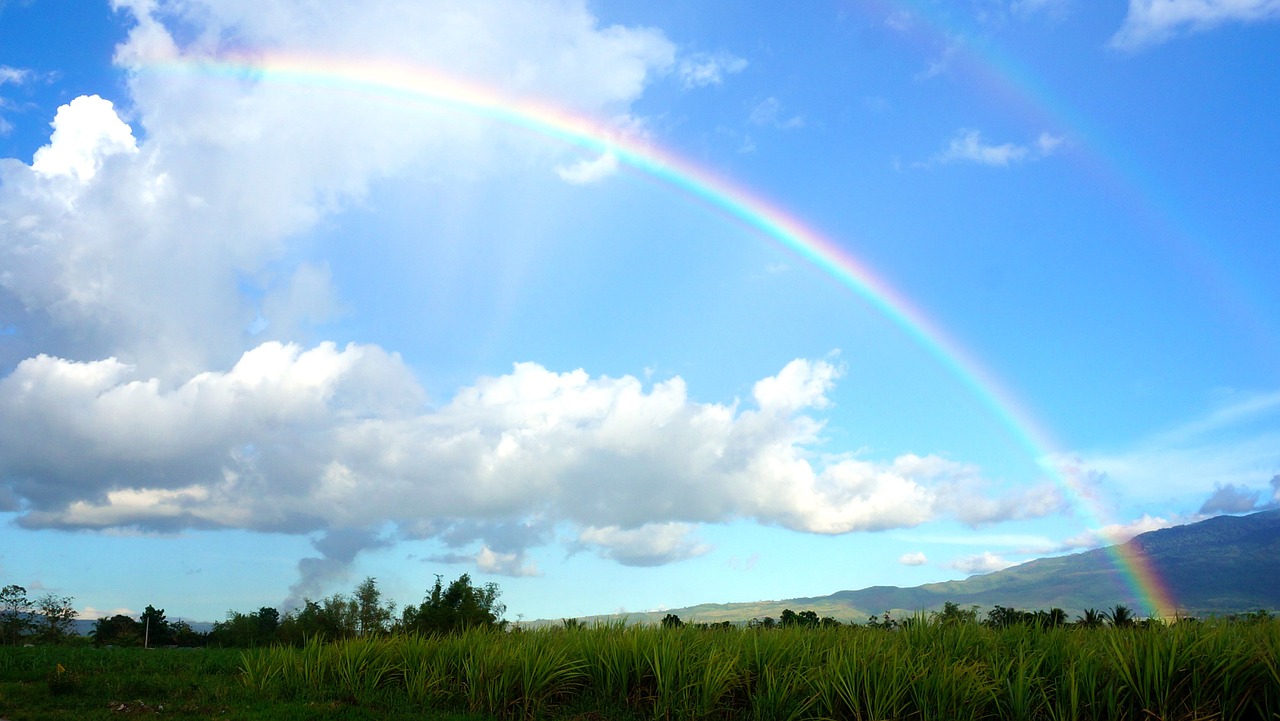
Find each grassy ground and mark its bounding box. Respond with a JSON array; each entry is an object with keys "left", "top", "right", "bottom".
[
  {"left": 4, "top": 619, "right": 1279, "bottom": 720},
  {"left": 0, "top": 645, "right": 494, "bottom": 721}
]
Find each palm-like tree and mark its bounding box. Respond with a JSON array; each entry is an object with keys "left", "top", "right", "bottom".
[
  {"left": 1075, "top": 608, "right": 1104, "bottom": 628},
  {"left": 1103, "top": 604, "right": 1135, "bottom": 628}
]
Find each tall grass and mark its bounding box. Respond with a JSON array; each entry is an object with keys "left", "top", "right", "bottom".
[{"left": 231, "top": 616, "right": 1280, "bottom": 720}]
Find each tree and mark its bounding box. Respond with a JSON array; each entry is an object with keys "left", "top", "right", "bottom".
[
  {"left": 933, "top": 601, "right": 979, "bottom": 626},
  {"left": 661, "top": 613, "right": 683, "bottom": 629},
  {"left": 1104, "top": 604, "right": 1135, "bottom": 628},
  {"left": 92, "top": 614, "right": 143, "bottom": 646},
  {"left": 140, "top": 605, "right": 172, "bottom": 647},
  {"left": 1075, "top": 608, "right": 1104, "bottom": 629},
  {"left": 398, "top": 574, "right": 506, "bottom": 635},
  {"left": 0, "top": 585, "right": 32, "bottom": 646},
  {"left": 31, "top": 593, "right": 77, "bottom": 644},
  {"left": 354, "top": 577, "right": 393, "bottom": 637}
]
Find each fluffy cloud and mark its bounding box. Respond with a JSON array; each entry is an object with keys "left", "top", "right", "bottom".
[
  {"left": 899, "top": 551, "right": 928, "bottom": 566},
  {"left": 1112, "top": 0, "right": 1280, "bottom": 49},
  {"left": 0, "top": 0, "right": 675, "bottom": 379},
  {"left": 0, "top": 348, "right": 1053, "bottom": 569}
]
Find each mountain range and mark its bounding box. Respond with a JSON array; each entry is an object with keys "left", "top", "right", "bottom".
[{"left": 557, "top": 509, "right": 1280, "bottom": 625}]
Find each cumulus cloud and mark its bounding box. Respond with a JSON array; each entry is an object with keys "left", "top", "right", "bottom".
[
  {"left": 931, "top": 129, "right": 1062, "bottom": 167},
  {"left": 0, "top": 348, "right": 1053, "bottom": 576},
  {"left": 1112, "top": 0, "right": 1280, "bottom": 49},
  {"left": 950, "top": 551, "right": 1015, "bottom": 574},
  {"left": 676, "top": 51, "right": 747, "bottom": 89},
  {"left": 899, "top": 551, "right": 928, "bottom": 566},
  {"left": 0, "top": 0, "right": 675, "bottom": 380},
  {"left": 30, "top": 95, "right": 138, "bottom": 181}
]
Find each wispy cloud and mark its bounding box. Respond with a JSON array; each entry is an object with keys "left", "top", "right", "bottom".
[
  {"left": 949, "top": 551, "right": 1015, "bottom": 574},
  {"left": 1054, "top": 391, "right": 1280, "bottom": 506},
  {"left": 556, "top": 149, "right": 619, "bottom": 184},
  {"left": 1112, "top": 0, "right": 1280, "bottom": 49},
  {"left": 927, "top": 128, "right": 1064, "bottom": 168},
  {"left": 676, "top": 51, "right": 747, "bottom": 89},
  {"left": 749, "top": 97, "right": 805, "bottom": 130}
]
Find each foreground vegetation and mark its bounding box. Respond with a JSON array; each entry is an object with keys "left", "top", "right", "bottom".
[{"left": 4, "top": 614, "right": 1278, "bottom": 721}]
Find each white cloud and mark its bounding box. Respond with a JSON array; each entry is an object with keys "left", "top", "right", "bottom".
[
  {"left": 0, "top": 349, "right": 1051, "bottom": 571},
  {"left": 0, "top": 66, "right": 31, "bottom": 85},
  {"left": 933, "top": 129, "right": 1061, "bottom": 167},
  {"left": 1056, "top": 513, "right": 1184, "bottom": 551},
  {"left": 1056, "top": 391, "right": 1280, "bottom": 504},
  {"left": 578, "top": 523, "right": 711, "bottom": 566},
  {"left": 476, "top": 546, "right": 540, "bottom": 577},
  {"left": 899, "top": 551, "right": 928, "bottom": 566},
  {"left": 676, "top": 51, "right": 747, "bottom": 89},
  {"left": 30, "top": 95, "right": 138, "bottom": 182},
  {"left": 0, "top": 0, "right": 676, "bottom": 380},
  {"left": 748, "top": 97, "right": 805, "bottom": 130},
  {"left": 950, "top": 551, "right": 1016, "bottom": 574},
  {"left": 1112, "top": 0, "right": 1280, "bottom": 49},
  {"left": 555, "top": 149, "right": 619, "bottom": 184}
]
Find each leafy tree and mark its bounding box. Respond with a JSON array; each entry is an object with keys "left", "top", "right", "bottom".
[
  {"left": 661, "top": 613, "right": 683, "bottom": 629},
  {"left": 211, "top": 608, "right": 280, "bottom": 647},
  {"left": 92, "top": 614, "right": 143, "bottom": 646},
  {"left": 354, "top": 577, "right": 393, "bottom": 637},
  {"left": 140, "top": 605, "right": 172, "bottom": 647},
  {"left": 983, "top": 605, "right": 1034, "bottom": 629},
  {"left": 398, "top": 574, "right": 506, "bottom": 635},
  {"left": 748, "top": 616, "right": 777, "bottom": 630},
  {"left": 0, "top": 585, "right": 32, "bottom": 646},
  {"left": 933, "top": 601, "right": 979, "bottom": 626},
  {"left": 31, "top": 593, "right": 77, "bottom": 644}
]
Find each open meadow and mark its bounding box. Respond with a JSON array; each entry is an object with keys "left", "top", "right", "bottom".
[{"left": 3, "top": 617, "right": 1278, "bottom": 721}]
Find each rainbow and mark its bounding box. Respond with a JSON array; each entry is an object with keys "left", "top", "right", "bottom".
[{"left": 138, "top": 50, "right": 1178, "bottom": 615}]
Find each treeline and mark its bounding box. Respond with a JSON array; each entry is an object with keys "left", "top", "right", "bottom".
[
  {"left": 6, "top": 574, "right": 1278, "bottom": 649},
  {"left": 658, "top": 600, "right": 1277, "bottom": 633},
  {"left": 107, "top": 574, "right": 503, "bottom": 648},
  {"left": 0, "top": 574, "right": 504, "bottom": 648}
]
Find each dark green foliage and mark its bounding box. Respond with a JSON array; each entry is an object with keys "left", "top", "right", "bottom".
[
  {"left": 661, "top": 613, "right": 683, "bottom": 628},
  {"left": 92, "top": 613, "right": 144, "bottom": 646},
  {"left": 397, "top": 573, "right": 506, "bottom": 635},
  {"left": 0, "top": 584, "right": 31, "bottom": 645}
]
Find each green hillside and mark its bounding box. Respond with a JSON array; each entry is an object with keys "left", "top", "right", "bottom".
[{"left": 549, "top": 509, "right": 1280, "bottom": 625}]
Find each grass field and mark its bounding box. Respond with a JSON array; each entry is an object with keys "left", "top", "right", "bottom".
[{"left": 2, "top": 618, "right": 1278, "bottom": 720}]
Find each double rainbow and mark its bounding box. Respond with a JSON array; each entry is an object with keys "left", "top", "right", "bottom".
[{"left": 137, "top": 50, "right": 1178, "bottom": 615}]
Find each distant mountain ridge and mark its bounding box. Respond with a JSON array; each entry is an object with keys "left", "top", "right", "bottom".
[{"left": 554, "top": 509, "right": 1280, "bottom": 625}]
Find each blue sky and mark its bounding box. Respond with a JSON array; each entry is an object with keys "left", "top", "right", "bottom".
[{"left": 0, "top": 0, "right": 1277, "bottom": 623}]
